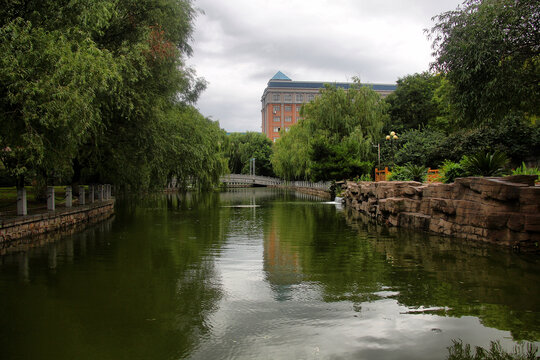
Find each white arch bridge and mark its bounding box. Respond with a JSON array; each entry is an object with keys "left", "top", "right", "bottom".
[{"left": 220, "top": 174, "right": 331, "bottom": 190}]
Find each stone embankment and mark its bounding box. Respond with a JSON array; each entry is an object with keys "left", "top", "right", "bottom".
[
  {"left": 342, "top": 176, "right": 540, "bottom": 251},
  {"left": 0, "top": 200, "right": 115, "bottom": 246},
  {"left": 282, "top": 186, "right": 331, "bottom": 199}
]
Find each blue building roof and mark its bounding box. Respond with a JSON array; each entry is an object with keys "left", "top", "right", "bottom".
[
  {"left": 267, "top": 80, "right": 396, "bottom": 92},
  {"left": 270, "top": 71, "right": 292, "bottom": 81}
]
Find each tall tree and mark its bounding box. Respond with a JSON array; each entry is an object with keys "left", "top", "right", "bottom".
[
  {"left": 0, "top": 0, "right": 223, "bottom": 191},
  {"left": 272, "top": 80, "right": 386, "bottom": 181},
  {"left": 227, "top": 132, "right": 274, "bottom": 177},
  {"left": 429, "top": 0, "right": 540, "bottom": 123},
  {"left": 384, "top": 72, "right": 444, "bottom": 132}
]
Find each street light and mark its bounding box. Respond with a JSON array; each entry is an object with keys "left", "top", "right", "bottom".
[{"left": 385, "top": 131, "right": 399, "bottom": 166}]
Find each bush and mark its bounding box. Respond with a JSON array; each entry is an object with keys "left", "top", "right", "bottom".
[
  {"left": 461, "top": 151, "right": 509, "bottom": 177},
  {"left": 512, "top": 162, "right": 540, "bottom": 176},
  {"left": 446, "top": 339, "right": 538, "bottom": 360},
  {"left": 384, "top": 128, "right": 446, "bottom": 168},
  {"left": 388, "top": 163, "right": 427, "bottom": 182},
  {"left": 440, "top": 160, "right": 466, "bottom": 183},
  {"left": 354, "top": 173, "right": 373, "bottom": 182}
]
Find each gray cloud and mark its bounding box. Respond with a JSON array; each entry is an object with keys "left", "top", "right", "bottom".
[{"left": 188, "top": 0, "right": 463, "bottom": 132}]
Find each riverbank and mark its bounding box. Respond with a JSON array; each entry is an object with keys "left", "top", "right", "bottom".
[
  {"left": 0, "top": 200, "right": 115, "bottom": 249},
  {"left": 342, "top": 176, "right": 540, "bottom": 251}
]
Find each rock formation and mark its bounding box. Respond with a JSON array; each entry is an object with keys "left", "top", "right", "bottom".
[{"left": 342, "top": 176, "right": 540, "bottom": 251}]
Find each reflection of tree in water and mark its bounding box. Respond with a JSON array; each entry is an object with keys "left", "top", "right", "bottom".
[
  {"left": 0, "top": 193, "right": 228, "bottom": 360},
  {"left": 263, "top": 201, "right": 389, "bottom": 303},
  {"left": 261, "top": 199, "right": 540, "bottom": 342},
  {"left": 343, "top": 208, "right": 540, "bottom": 342}
]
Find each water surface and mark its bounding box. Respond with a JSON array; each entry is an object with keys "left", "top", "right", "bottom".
[{"left": 0, "top": 188, "right": 538, "bottom": 359}]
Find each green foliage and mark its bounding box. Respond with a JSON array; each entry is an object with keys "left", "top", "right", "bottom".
[
  {"left": 355, "top": 174, "right": 372, "bottom": 182},
  {"left": 271, "top": 123, "right": 312, "bottom": 180},
  {"left": 440, "top": 160, "right": 466, "bottom": 183},
  {"left": 390, "top": 128, "right": 446, "bottom": 168},
  {"left": 385, "top": 114, "right": 539, "bottom": 170},
  {"left": 388, "top": 163, "right": 427, "bottom": 182},
  {"left": 430, "top": 0, "right": 540, "bottom": 124},
  {"left": 438, "top": 114, "right": 540, "bottom": 164},
  {"left": 446, "top": 340, "right": 538, "bottom": 360},
  {"left": 272, "top": 79, "right": 386, "bottom": 181},
  {"left": 511, "top": 163, "right": 540, "bottom": 177},
  {"left": 461, "top": 151, "right": 509, "bottom": 177},
  {"left": 384, "top": 72, "right": 444, "bottom": 132},
  {"left": 0, "top": 0, "right": 225, "bottom": 191},
  {"left": 226, "top": 132, "right": 274, "bottom": 177}
]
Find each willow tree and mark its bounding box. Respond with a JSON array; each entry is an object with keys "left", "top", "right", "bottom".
[
  {"left": 0, "top": 0, "right": 225, "bottom": 191},
  {"left": 272, "top": 79, "right": 387, "bottom": 181},
  {"left": 271, "top": 122, "right": 312, "bottom": 180}
]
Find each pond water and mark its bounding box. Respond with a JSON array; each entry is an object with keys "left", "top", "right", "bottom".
[{"left": 0, "top": 188, "right": 539, "bottom": 359}]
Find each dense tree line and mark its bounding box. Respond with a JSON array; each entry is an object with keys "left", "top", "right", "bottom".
[
  {"left": 272, "top": 80, "right": 386, "bottom": 181},
  {"left": 382, "top": 0, "right": 539, "bottom": 170},
  {"left": 226, "top": 132, "right": 274, "bottom": 177},
  {"left": 0, "top": 0, "right": 227, "bottom": 192},
  {"left": 273, "top": 0, "right": 538, "bottom": 180}
]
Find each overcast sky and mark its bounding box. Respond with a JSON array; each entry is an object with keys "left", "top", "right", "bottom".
[{"left": 187, "top": 0, "right": 463, "bottom": 133}]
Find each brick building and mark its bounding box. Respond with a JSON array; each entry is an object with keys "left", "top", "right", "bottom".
[{"left": 261, "top": 71, "right": 396, "bottom": 142}]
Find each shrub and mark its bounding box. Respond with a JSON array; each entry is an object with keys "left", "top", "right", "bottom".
[
  {"left": 461, "top": 151, "right": 509, "bottom": 177},
  {"left": 440, "top": 160, "right": 466, "bottom": 183},
  {"left": 512, "top": 162, "right": 540, "bottom": 176},
  {"left": 354, "top": 173, "right": 372, "bottom": 182},
  {"left": 446, "top": 339, "right": 538, "bottom": 360},
  {"left": 388, "top": 163, "right": 427, "bottom": 182}
]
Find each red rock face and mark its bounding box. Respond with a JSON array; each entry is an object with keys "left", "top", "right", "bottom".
[{"left": 343, "top": 176, "right": 540, "bottom": 252}]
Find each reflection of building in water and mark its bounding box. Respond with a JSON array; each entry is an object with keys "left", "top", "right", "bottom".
[{"left": 263, "top": 223, "right": 303, "bottom": 301}]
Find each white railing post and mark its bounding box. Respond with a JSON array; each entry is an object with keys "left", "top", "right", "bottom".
[
  {"left": 65, "top": 186, "right": 72, "bottom": 208},
  {"left": 79, "top": 186, "right": 85, "bottom": 205},
  {"left": 17, "top": 187, "right": 27, "bottom": 216},
  {"left": 47, "top": 186, "right": 55, "bottom": 211}
]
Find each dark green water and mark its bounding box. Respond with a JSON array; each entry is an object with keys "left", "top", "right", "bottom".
[{"left": 0, "top": 188, "right": 539, "bottom": 359}]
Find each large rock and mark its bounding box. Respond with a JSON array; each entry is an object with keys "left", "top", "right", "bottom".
[{"left": 342, "top": 178, "right": 540, "bottom": 252}]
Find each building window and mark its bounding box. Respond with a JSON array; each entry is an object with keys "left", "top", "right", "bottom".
[
  {"left": 296, "top": 105, "right": 301, "bottom": 112},
  {"left": 273, "top": 105, "right": 280, "bottom": 113},
  {"left": 307, "top": 94, "right": 315, "bottom": 101},
  {"left": 284, "top": 105, "right": 292, "bottom": 112},
  {"left": 273, "top": 127, "right": 280, "bottom": 132},
  {"left": 273, "top": 116, "right": 280, "bottom": 122},
  {"left": 296, "top": 94, "right": 303, "bottom": 102},
  {"left": 284, "top": 94, "right": 292, "bottom": 102},
  {"left": 285, "top": 116, "right": 292, "bottom": 122},
  {"left": 272, "top": 93, "right": 280, "bottom": 102}
]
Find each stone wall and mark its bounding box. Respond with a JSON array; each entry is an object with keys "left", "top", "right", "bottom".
[
  {"left": 342, "top": 176, "right": 540, "bottom": 251},
  {"left": 280, "top": 186, "right": 332, "bottom": 200},
  {"left": 0, "top": 200, "right": 115, "bottom": 246}
]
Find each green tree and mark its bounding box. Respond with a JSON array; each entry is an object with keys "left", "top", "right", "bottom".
[
  {"left": 227, "top": 132, "right": 274, "bottom": 177},
  {"left": 271, "top": 123, "right": 312, "bottom": 180},
  {"left": 274, "top": 80, "right": 386, "bottom": 181},
  {"left": 384, "top": 72, "right": 444, "bottom": 132},
  {"left": 0, "top": 0, "right": 225, "bottom": 192},
  {"left": 429, "top": 0, "right": 540, "bottom": 124}
]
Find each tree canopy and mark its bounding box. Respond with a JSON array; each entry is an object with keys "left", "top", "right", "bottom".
[
  {"left": 429, "top": 0, "right": 540, "bottom": 124},
  {"left": 226, "top": 132, "right": 274, "bottom": 177},
  {"left": 0, "top": 0, "right": 225, "bottom": 191},
  {"left": 272, "top": 80, "right": 386, "bottom": 181},
  {"left": 384, "top": 72, "right": 444, "bottom": 132}
]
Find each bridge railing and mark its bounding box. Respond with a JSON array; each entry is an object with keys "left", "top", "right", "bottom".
[{"left": 220, "top": 174, "right": 331, "bottom": 190}]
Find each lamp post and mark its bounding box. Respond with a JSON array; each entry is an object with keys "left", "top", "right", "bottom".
[
  {"left": 249, "top": 158, "right": 256, "bottom": 176},
  {"left": 385, "top": 131, "right": 399, "bottom": 166}
]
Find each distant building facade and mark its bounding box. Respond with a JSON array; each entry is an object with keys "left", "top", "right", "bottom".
[{"left": 261, "top": 71, "right": 396, "bottom": 142}]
